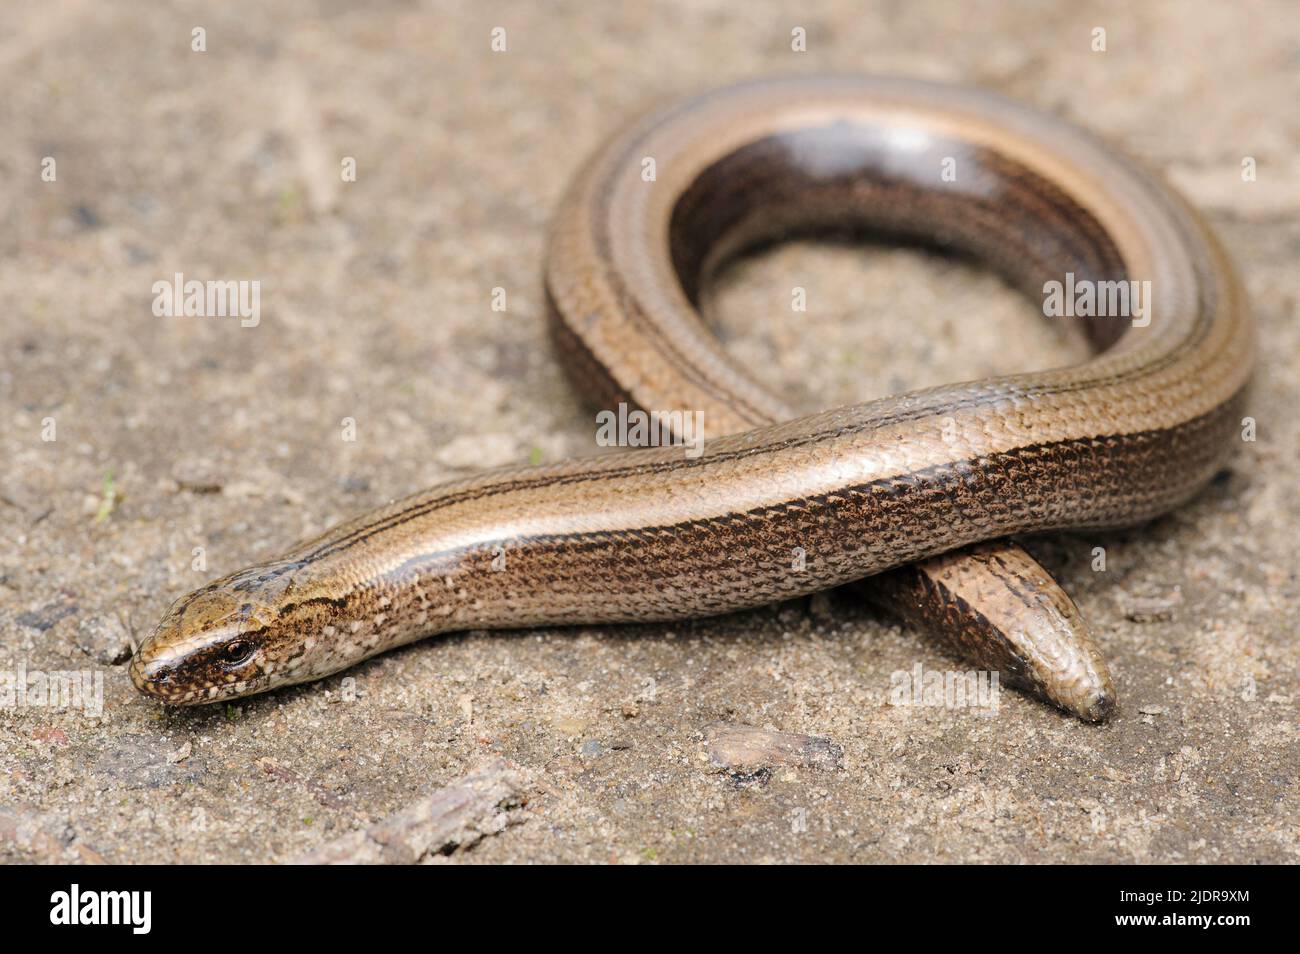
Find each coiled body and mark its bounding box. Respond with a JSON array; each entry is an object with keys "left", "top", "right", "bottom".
[{"left": 130, "top": 76, "right": 1253, "bottom": 712}]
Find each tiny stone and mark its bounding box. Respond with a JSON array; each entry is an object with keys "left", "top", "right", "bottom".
[{"left": 340, "top": 475, "right": 370, "bottom": 494}]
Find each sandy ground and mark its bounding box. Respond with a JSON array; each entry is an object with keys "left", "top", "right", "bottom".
[{"left": 1, "top": 1, "right": 1296, "bottom": 864}]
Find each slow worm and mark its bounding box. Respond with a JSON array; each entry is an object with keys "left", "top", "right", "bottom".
[{"left": 131, "top": 76, "right": 1253, "bottom": 721}]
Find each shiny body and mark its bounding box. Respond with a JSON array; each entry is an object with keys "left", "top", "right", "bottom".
[{"left": 131, "top": 76, "right": 1253, "bottom": 713}]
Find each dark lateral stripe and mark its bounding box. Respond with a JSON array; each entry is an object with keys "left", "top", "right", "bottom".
[
  {"left": 298, "top": 385, "right": 1243, "bottom": 573},
  {"left": 296, "top": 361, "right": 1228, "bottom": 567},
  {"left": 276, "top": 594, "right": 351, "bottom": 618},
  {"left": 472, "top": 394, "right": 1241, "bottom": 569}
]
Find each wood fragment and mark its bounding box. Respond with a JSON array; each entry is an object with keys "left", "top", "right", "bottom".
[
  {"left": 290, "top": 758, "right": 531, "bottom": 865},
  {"left": 705, "top": 723, "right": 843, "bottom": 774}
]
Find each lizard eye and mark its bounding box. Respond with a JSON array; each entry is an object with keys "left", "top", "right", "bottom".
[{"left": 223, "top": 639, "right": 253, "bottom": 665}]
